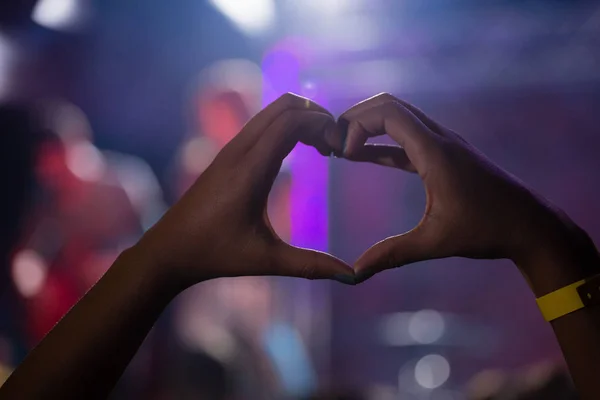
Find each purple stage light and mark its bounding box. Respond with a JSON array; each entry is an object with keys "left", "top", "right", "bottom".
[{"left": 262, "top": 39, "right": 329, "bottom": 252}]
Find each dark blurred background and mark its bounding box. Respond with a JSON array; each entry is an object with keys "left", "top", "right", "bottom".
[{"left": 1, "top": 0, "right": 599, "bottom": 399}]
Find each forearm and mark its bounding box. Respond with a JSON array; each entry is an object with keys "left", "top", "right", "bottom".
[
  {"left": 518, "top": 218, "right": 600, "bottom": 400},
  {"left": 0, "top": 246, "right": 181, "bottom": 400}
]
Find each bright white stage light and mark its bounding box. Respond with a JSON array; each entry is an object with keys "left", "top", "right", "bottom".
[
  {"left": 209, "top": 0, "right": 275, "bottom": 35},
  {"left": 33, "top": 0, "right": 84, "bottom": 31}
]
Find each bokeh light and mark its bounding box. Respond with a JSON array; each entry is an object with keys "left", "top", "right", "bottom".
[
  {"left": 32, "top": 0, "right": 87, "bottom": 31},
  {"left": 65, "top": 141, "right": 106, "bottom": 182},
  {"left": 11, "top": 250, "right": 48, "bottom": 299},
  {"left": 380, "top": 310, "right": 446, "bottom": 346},
  {"left": 408, "top": 310, "right": 445, "bottom": 345},
  {"left": 414, "top": 354, "right": 451, "bottom": 389}
]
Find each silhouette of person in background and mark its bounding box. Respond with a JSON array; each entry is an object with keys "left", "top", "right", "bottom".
[
  {"left": 13, "top": 100, "right": 165, "bottom": 344},
  {"left": 170, "top": 60, "right": 289, "bottom": 399}
]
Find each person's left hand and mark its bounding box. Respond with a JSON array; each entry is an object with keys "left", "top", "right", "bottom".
[{"left": 134, "top": 93, "right": 354, "bottom": 288}]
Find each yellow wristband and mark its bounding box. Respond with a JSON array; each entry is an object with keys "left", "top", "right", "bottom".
[{"left": 536, "top": 279, "right": 586, "bottom": 321}]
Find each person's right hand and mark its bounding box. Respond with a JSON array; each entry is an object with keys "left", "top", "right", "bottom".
[
  {"left": 338, "top": 93, "right": 598, "bottom": 291},
  {"left": 133, "top": 93, "right": 353, "bottom": 289}
]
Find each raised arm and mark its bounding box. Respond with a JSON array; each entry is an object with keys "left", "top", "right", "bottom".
[
  {"left": 0, "top": 93, "right": 354, "bottom": 400},
  {"left": 337, "top": 93, "right": 600, "bottom": 400}
]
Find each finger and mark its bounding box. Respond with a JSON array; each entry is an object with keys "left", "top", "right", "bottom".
[
  {"left": 393, "top": 98, "right": 445, "bottom": 135},
  {"left": 334, "top": 93, "right": 391, "bottom": 155},
  {"left": 339, "top": 101, "right": 439, "bottom": 173},
  {"left": 299, "top": 119, "right": 339, "bottom": 157},
  {"left": 237, "top": 110, "right": 333, "bottom": 208},
  {"left": 323, "top": 123, "right": 347, "bottom": 156},
  {"left": 250, "top": 109, "right": 334, "bottom": 179},
  {"left": 391, "top": 98, "right": 472, "bottom": 145},
  {"left": 224, "top": 93, "right": 331, "bottom": 158},
  {"left": 275, "top": 242, "right": 355, "bottom": 284},
  {"left": 342, "top": 119, "right": 371, "bottom": 156},
  {"left": 346, "top": 144, "right": 417, "bottom": 172},
  {"left": 339, "top": 92, "right": 397, "bottom": 120},
  {"left": 341, "top": 118, "right": 417, "bottom": 172},
  {"left": 353, "top": 226, "right": 440, "bottom": 283},
  {"left": 341, "top": 93, "right": 445, "bottom": 137}
]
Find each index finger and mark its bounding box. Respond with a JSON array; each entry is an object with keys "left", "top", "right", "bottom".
[
  {"left": 225, "top": 93, "right": 331, "bottom": 158},
  {"left": 340, "top": 93, "right": 446, "bottom": 136},
  {"left": 339, "top": 98, "right": 439, "bottom": 173},
  {"left": 244, "top": 109, "right": 334, "bottom": 198}
]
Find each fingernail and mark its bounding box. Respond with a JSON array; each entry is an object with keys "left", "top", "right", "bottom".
[
  {"left": 340, "top": 130, "right": 349, "bottom": 155},
  {"left": 333, "top": 274, "right": 356, "bottom": 285},
  {"left": 342, "top": 135, "right": 349, "bottom": 154},
  {"left": 337, "top": 118, "right": 350, "bottom": 153},
  {"left": 354, "top": 270, "right": 374, "bottom": 284},
  {"left": 324, "top": 124, "right": 345, "bottom": 157},
  {"left": 313, "top": 116, "right": 336, "bottom": 143}
]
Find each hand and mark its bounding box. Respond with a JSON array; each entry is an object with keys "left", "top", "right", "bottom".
[
  {"left": 338, "top": 93, "right": 591, "bottom": 286},
  {"left": 135, "top": 93, "right": 354, "bottom": 288}
]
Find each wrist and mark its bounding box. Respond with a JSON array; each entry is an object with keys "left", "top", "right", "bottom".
[
  {"left": 118, "top": 244, "right": 188, "bottom": 300},
  {"left": 516, "top": 218, "right": 600, "bottom": 297}
]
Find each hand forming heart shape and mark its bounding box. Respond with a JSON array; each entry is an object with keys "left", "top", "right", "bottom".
[
  {"left": 333, "top": 92, "right": 576, "bottom": 285},
  {"left": 136, "top": 92, "right": 588, "bottom": 291}
]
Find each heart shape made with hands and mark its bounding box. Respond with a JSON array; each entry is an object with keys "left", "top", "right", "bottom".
[
  {"left": 140, "top": 91, "right": 560, "bottom": 289},
  {"left": 321, "top": 92, "right": 559, "bottom": 284}
]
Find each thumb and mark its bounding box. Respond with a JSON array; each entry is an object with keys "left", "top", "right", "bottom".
[
  {"left": 354, "top": 226, "right": 437, "bottom": 283},
  {"left": 275, "top": 243, "right": 355, "bottom": 285}
]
